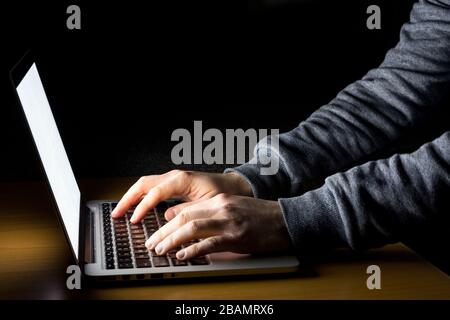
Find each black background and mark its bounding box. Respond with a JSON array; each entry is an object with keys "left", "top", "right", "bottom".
[
  {"left": 1, "top": 0, "right": 449, "bottom": 273},
  {"left": 1, "top": 0, "right": 418, "bottom": 180}
]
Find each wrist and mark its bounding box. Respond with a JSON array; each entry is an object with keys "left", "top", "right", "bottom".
[{"left": 224, "top": 172, "right": 253, "bottom": 197}]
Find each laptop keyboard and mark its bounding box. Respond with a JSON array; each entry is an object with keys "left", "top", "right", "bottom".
[{"left": 101, "top": 202, "right": 210, "bottom": 269}]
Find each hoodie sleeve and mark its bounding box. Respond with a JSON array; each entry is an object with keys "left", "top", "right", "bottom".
[
  {"left": 279, "top": 131, "right": 450, "bottom": 255},
  {"left": 226, "top": 0, "right": 450, "bottom": 200}
]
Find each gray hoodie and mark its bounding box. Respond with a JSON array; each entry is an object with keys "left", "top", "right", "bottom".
[{"left": 227, "top": 0, "right": 450, "bottom": 257}]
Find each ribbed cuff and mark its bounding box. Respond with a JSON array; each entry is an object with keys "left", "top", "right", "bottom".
[
  {"left": 278, "top": 187, "right": 343, "bottom": 257},
  {"left": 224, "top": 164, "right": 277, "bottom": 200}
]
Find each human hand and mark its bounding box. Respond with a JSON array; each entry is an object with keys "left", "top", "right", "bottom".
[
  {"left": 111, "top": 170, "right": 253, "bottom": 223},
  {"left": 145, "top": 194, "right": 292, "bottom": 260}
]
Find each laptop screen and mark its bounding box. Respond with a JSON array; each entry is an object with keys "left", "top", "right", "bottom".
[{"left": 16, "top": 63, "right": 81, "bottom": 259}]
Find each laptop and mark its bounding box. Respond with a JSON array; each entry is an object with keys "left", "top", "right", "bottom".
[{"left": 10, "top": 51, "right": 299, "bottom": 281}]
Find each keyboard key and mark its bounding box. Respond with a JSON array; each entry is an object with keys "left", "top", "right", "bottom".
[
  {"left": 106, "top": 263, "right": 115, "bottom": 269},
  {"left": 118, "top": 258, "right": 132, "bottom": 264},
  {"left": 118, "top": 252, "right": 131, "bottom": 258},
  {"left": 118, "top": 262, "right": 133, "bottom": 269},
  {"left": 131, "top": 235, "right": 146, "bottom": 240},
  {"left": 172, "top": 259, "right": 188, "bottom": 266},
  {"left": 190, "top": 257, "right": 209, "bottom": 265},
  {"left": 152, "top": 256, "right": 169, "bottom": 267},
  {"left": 167, "top": 250, "right": 177, "bottom": 258},
  {"left": 136, "top": 258, "right": 152, "bottom": 268},
  {"left": 133, "top": 244, "right": 148, "bottom": 252},
  {"left": 134, "top": 249, "right": 149, "bottom": 255},
  {"left": 134, "top": 253, "right": 150, "bottom": 259}
]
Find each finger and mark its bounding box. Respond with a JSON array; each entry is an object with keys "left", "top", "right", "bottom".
[
  {"left": 145, "top": 200, "right": 216, "bottom": 249},
  {"left": 130, "top": 175, "right": 192, "bottom": 223},
  {"left": 176, "top": 236, "right": 233, "bottom": 260},
  {"left": 153, "top": 219, "right": 226, "bottom": 255},
  {"left": 112, "top": 175, "right": 162, "bottom": 218},
  {"left": 164, "top": 199, "right": 203, "bottom": 221}
]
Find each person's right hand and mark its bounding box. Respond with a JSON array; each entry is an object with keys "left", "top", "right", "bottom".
[{"left": 111, "top": 170, "right": 253, "bottom": 224}]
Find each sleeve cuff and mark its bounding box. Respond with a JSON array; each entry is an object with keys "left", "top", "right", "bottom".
[
  {"left": 224, "top": 164, "right": 277, "bottom": 200},
  {"left": 278, "top": 187, "right": 344, "bottom": 257}
]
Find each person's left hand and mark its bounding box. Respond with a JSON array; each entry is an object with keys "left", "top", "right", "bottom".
[{"left": 145, "top": 194, "right": 292, "bottom": 260}]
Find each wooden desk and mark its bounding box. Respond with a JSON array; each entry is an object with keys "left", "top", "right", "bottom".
[{"left": 0, "top": 177, "right": 449, "bottom": 299}]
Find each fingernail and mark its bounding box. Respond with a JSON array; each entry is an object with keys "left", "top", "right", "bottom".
[
  {"left": 155, "top": 243, "right": 164, "bottom": 254},
  {"left": 165, "top": 209, "right": 174, "bottom": 220},
  {"left": 177, "top": 250, "right": 186, "bottom": 260},
  {"left": 130, "top": 215, "right": 136, "bottom": 224}
]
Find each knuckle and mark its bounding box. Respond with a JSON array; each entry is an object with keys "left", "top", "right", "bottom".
[
  {"left": 142, "top": 194, "right": 154, "bottom": 207},
  {"left": 169, "top": 169, "right": 181, "bottom": 175},
  {"left": 207, "top": 237, "right": 220, "bottom": 250},
  {"left": 191, "top": 244, "right": 201, "bottom": 257},
  {"left": 170, "top": 169, "right": 189, "bottom": 178},
  {"left": 189, "top": 220, "right": 200, "bottom": 233},
  {"left": 177, "top": 212, "right": 189, "bottom": 226},
  {"left": 150, "top": 185, "right": 161, "bottom": 198},
  {"left": 221, "top": 202, "right": 235, "bottom": 212},
  {"left": 175, "top": 170, "right": 191, "bottom": 180},
  {"left": 138, "top": 176, "right": 147, "bottom": 184},
  {"left": 215, "top": 193, "right": 230, "bottom": 203},
  {"left": 233, "top": 226, "right": 246, "bottom": 240}
]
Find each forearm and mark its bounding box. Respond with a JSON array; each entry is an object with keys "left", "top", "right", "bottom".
[
  {"left": 279, "top": 131, "right": 450, "bottom": 256},
  {"left": 229, "top": 0, "right": 450, "bottom": 199}
]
